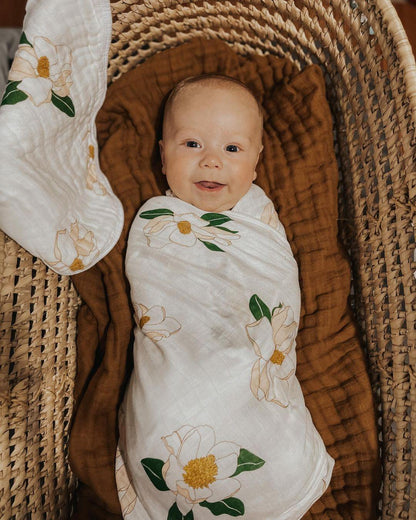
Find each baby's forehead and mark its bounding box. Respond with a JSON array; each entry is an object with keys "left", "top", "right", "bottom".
[
  {"left": 166, "top": 80, "right": 263, "bottom": 125},
  {"left": 173, "top": 80, "right": 255, "bottom": 107}
]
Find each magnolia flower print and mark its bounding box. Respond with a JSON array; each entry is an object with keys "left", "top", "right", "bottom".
[
  {"left": 116, "top": 447, "right": 138, "bottom": 516},
  {"left": 139, "top": 209, "right": 239, "bottom": 252},
  {"left": 1, "top": 32, "right": 75, "bottom": 116},
  {"left": 51, "top": 220, "right": 98, "bottom": 272},
  {"left": 135, "top": 304, "right": 181, "bottom": 341},
  {"left": 141, "top": 425, "right": 265, "bottom": 519},
  {"left": 260, "top": 201, "right": 279, "bottom": 229},
  {"left": 246, "top": 295, "right": 297, "bottom": 408},
  {"left": 86, "top": 141, "right": 107, "bottom": 195}
]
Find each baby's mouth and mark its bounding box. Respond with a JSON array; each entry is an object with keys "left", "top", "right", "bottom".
[{"left": 195, "top": 181, "right": 225, "bottom": 191}]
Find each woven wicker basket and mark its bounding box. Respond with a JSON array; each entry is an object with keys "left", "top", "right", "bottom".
[{"left": 1, "top": 0, "right": 415, "bottom": 518}]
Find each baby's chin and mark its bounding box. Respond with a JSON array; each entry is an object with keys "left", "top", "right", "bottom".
[
  {"left": 191, "top": 198, "right": 234, "bottom": 213},
  {"left": 170, "top": 190, "right": 235, "bottom": 213}
]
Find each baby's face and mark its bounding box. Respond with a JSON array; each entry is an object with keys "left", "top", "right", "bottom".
[{"left": 159, "top": 83, "right": 263, "bottom": 212}]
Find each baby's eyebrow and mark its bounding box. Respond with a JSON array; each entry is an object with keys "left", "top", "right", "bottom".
[
  {"left": 227, "top": 136, "right": 253, "bottom": 146},
  {"left": 174, "top": 127, "right": 200, "bottom": 137}
]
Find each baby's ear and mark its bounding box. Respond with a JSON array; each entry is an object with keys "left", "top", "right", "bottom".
[
  {"left": 253, "top": 145, "right": 263, "bottom": 179},
  {"left": 159, "top": 140, "right": 166, "bottom": 174},
  {"left": 253, "top": 145, "right": 263, "bottom": 180}
]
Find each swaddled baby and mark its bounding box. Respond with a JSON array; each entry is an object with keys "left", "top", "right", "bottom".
[{"left": 116, "top": 75, "right": 334, "bottom": 520}]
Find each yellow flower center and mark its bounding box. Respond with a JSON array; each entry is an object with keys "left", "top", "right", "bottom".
[
  {"left": 270, "top": 349, "right": 285, "bottom": 365},
  {"left": 139, "top": 315, "right": 150, "bottom": 328},
  {"left": 37, "top": 56, "right": 50, "bottom": 78},
  {"left": 177, "top": 220, "right": 192, "bottom": 234},
  {"left": 183, "top": 454, "right": 218, "bottom": 489},
  {"left": 70, "top": 258, "right": 85, "bottom": 272},
  {"left": 88, "top": 145, "right": 95, "bottom": 159}
]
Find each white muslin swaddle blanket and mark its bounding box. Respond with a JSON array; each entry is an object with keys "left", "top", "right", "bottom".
[
  {"left": 0, "top": 0, "right": 123, "bottom": 276},
  {"left": 116, "top": 184, "right": 334, "bottom": 520}
]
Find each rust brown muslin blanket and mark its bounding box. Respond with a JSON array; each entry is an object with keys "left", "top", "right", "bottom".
[{"left": 69, "top": 38, "right": 381, "bottom": 519}]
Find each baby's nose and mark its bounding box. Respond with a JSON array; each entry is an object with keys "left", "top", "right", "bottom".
[{"left": 199, "top": 152, "right": 222, "bottom": 169}]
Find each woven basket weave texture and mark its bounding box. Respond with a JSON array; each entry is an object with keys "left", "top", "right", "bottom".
[{"left": 1, "top": 0, "right": 415, "bottom": 518}]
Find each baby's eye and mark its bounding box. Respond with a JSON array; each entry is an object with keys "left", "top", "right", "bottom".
[
  {"left": 226, "top": 144, "right": 240, "bottom": 152},
  {"left": 186, "top": 141, "right": 200, "bottom": 148}
]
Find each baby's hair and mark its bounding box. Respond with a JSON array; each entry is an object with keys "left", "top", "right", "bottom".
[{"left": 163, "top": 73, "right": 263, "bottom": 126}]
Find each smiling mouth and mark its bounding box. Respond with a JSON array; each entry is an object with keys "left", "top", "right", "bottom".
[{"left": 195, "top": 181, "right": 225, "bottom": 192}]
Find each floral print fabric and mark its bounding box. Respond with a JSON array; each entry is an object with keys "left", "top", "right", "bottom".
[
  {"left": 0, "top": 0, "right": 123, "bottom": 276},
  {"left": 3, "top": 33, "right": 74, "bottom": 112},
  {"left": 139, "top": 209, "right": 239, "bottom": 252},
  {"left": 50, "top": 220, "right": 98, "bottom": 272},
  {"left": 142, "top": 424, "right": 265, "bottom": 518},
  {"left": 246, "top": 296, "right": 297, "bottom": 408},
  {"left": 134, "top": 304, "right": 181, "bottom": 341},
  {"left": 118, "top": 184, "right": 334, "bottom": 519}
]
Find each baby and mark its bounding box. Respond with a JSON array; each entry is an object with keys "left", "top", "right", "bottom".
[
  {"left": 115, "top": 75, "right": 334, "bottom": 520},
  {"left": 158, "top": 74, "right": 263, "bottom": 213}
]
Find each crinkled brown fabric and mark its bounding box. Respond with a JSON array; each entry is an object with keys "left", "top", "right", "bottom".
[{"left": 70, "top": 38, "right": 380, "bottom": 519}]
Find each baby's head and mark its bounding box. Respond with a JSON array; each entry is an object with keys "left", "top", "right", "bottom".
[{"left": 159, "top": 74, "right": 263, "bottom": 212}]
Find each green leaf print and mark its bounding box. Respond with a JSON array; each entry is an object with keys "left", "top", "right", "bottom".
[
  {"left": 212, "top": 225, "right": 239, "bottom": 234},
  {"left": 1, "top": 81, "right": 28, "bottom": 106},
  {"left": 141, "top": 458, "right": 169, "bottom": 491},
  {"left": 272, "top": 304, "right": 283, "bottom": 316},
  {"left": 200, "top": 497, "right": 245, "bottom": 516},
  {"left": 51, "top": 91, "right": 75, "bottom": 117},
  {"left": 139, "top": 208, "right": 174, "bottom": 219},
  {"left": 200, "top": 213, "right": 232, "bottom": 226},
  {"left": 249, "top": 294, "right": 271, "bottom": 322},
  {"left": 199, "top": 240, "right": 224, "bottom": 252},
  {"left": 168, "top": 502, "right": 194, "bottom": 519},
  {"left": 19, "top": 31, "right": 32, "bottom": 46},
  {"left": 231, "top": 448, "right": 266, "bottom": 477}
]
